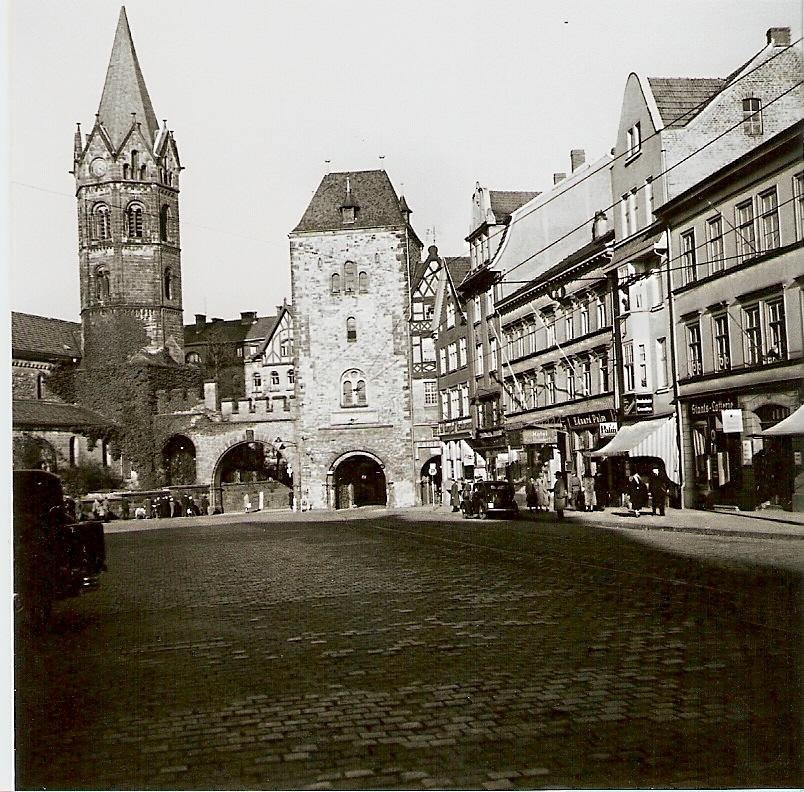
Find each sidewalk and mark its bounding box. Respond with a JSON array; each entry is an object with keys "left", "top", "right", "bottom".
[{"left": 514, "top": 502, "right": 804, "bottom": 540}]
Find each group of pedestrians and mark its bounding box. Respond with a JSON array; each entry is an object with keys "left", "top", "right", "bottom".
[{"left": 626, "top": 468, "right": 667, "bottom": 517}]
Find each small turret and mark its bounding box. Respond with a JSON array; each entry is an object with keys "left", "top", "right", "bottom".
[
  {"left": 73, "top": 123, "right": 83, "bottom": 164},
  {"left": 399, "top": 195, "right": 412, "bottom": 224}
]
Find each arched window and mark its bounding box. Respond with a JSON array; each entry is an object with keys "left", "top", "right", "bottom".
[
  {"left": 252, "top": 373, "right": 262, "bottom": 392},
  {"left": 123, "top": 163, "right": 129, "bottom": 180},
  {"left": 139, "top": 165, "right": 146, "bottom": 180},
  {"left": 186, "top": 352, "right": 201, "bottom": 365},
  {"left": 131, "top": 150, "right": 138, "bottom": 175},
  {"left": 358, "top": 271, "right": 368, "bottom": 293},
  {"left": 341, "top": 369, "right": 367, "bottom": 407},
  {"left": 126, "top": 203, "right": 144, "bottom": 238},
  {"left": 163, "top": 267, "right": 173, "bottom": 300},
  {"left": 346, "top": 316, "right": 357, "bottom": 342},
  {"left": 331, "top": 273, "right": 341, "bottom": 294},
  {"left": 270, "top": 370, "right": 280, "bottom": 386},
  {"left": 288, "top": 368, "right": 295, "bottom": 384},
  {"left": 343, "top": 261, "right": 356, "bottom": 294},
  {"left": 36, "top": 373, "right": 45, "bottom": 400},
  {"left": 160, "top": 205, "right": 172, "bottom": 241},
  {"left": 95, "top": 266, "right": 110, "bottom": 302},
  {"left": 93, "top": 203, "right": 111, "bottom": 240}
]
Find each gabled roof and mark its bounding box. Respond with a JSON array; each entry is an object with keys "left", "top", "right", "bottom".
[
  {"left": 184, "top": 315, "right": 280, "bottom": 347},
  {"left": 12, "top": 312, "right": 82, "bottom": 360},
  {"left": 13, "top": 399, "right": 112, "bottom": 430},
  {"left": 444, "top": 256, "right": 470, "bottom": 285},
  {"left": 489, "top": 190, "right": 540, "bottom": 223},
  {"left": 647, "top": 77, "right": 726, "bottom": 128},
  {"left": 292, "top": 170, "right": 408, "bottom": 233},
  {"left": 97, "top": 7, "right": 160, "bottom": 150}
]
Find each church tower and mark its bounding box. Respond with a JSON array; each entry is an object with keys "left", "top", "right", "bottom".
[{"left": 73, "top": 7, "right": 184, "bottom": 369}]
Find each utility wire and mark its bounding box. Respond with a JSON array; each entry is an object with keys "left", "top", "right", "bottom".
[
  {"left": 471, "top": 38, "right": 802, "bottom": 257},
  {"left": 499, "top": 81, "right": 802, "bottom": 283}
]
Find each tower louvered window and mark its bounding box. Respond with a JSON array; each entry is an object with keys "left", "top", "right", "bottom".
[
  {"left": 341, "top": 369, "right": 367, "bottom": 407},
  {"left": 126, "top": 203, "right": 144, "bottom": 238},
  {"left": 164, "top": 268, "right": 173, "bottom": 300},
  {"left": 160, "top": 205, "right": 172, "bottom": 241},
  {"left": 93, "top": 203, "right": 111, "bottom": 240}
]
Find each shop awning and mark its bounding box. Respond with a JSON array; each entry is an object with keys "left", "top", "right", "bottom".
[
  {"left": 762, "top": 404, "right": 804, "bottom": 436},
  {"left": 591, "top": 415, "right": 679, "bottom": 483}
]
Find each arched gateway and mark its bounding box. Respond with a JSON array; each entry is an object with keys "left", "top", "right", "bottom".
[
  {"left": 211, "top": 440, "right": 291, "bottom": 513},
  {"left": 330, "top": 451, "right": 387, "bottom": 509}
]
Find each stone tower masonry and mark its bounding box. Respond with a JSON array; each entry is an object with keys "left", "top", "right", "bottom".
[
  {"left": 73, "top": 7, "right": 184, "bottom": 369},
  {"left": 289, "top": 170, "right": 422, "bottom": 509}
]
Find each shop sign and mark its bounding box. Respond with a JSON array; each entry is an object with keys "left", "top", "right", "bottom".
[
  {"left": 741, "top": 440, "right": 753, "bottom": 465},
  {"left": 599, "top": 421, "right": 618, "bottom": 437},
  {"left": 565, "top": 409, "right": 617, "bottom": 429},
  {"left": 522, "top": 427, "right": 558, "bottom": 445},
  {"left": 623, "top": 394, "right": 654, "bottom": 415},
  {"left": 428, "top": 462, "right": 437, "bottom": 476},
  {"left": 690, "top": 395, "right": 738, "bottom": 417},
  {"left": 721, "top": 409, "right": 744, "bottom": 433}
]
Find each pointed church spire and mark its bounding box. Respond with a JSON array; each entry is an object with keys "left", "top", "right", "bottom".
[{"left": 97, "top": 7, "right": 159, "bottom": 150}]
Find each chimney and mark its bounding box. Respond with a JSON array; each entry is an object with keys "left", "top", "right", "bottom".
[
  {"left": 194, "top": 313, "right": 206, "bottom": 330},
  {"left": 553, "top": 172, "right": 566, "bottom": 185},
  {"left": 570, "top": 149, "right": 586, "bottom": 171},
  {"left": 766, "top": 27, "right": 790, "bottom": 46},
  {"left": 240, "top": 311, "right": 257, "bottom": 325}
]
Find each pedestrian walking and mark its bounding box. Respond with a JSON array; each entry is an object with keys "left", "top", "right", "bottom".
[
  {"left": 450, "top": 479, "right": 461, "bottom": 512},
  {"left": 626, "top": 472, "right": 648, "bottom": 518},
  {"left": 200, "top": 493, "right": 210, "bottom": 515},
  {"left": 581, "top": 470, "right": 596, "bottom": 512},
  {"left": 649, "top": 468, "right": 668, "bottom": 516},
  {"left": 121, "top": 498, "right": 130, "bottom": 520},
  {"left": 568, "top": 471, "right": 581, "bottom": 510},
  {"left": 552, "top": 472, "right": 568, "bottom": 520},
  {"left": 536, "top": 477, "right": 549, "bottom": 511},
  {"left": 243, "top": 493, "right": 252, "bottom": 513},
  {"left": 526, "top": 477, "right": 538, "bottom": 512}
]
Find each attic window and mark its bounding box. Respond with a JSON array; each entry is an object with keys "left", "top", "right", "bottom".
[
  {"left": 626, "top": 122, "right": 641, "bottom": 158},
  {"left": 742, "top": 98, "right": 763, "bottom": 136},
  {"left": 341, "top": 206, "right": 356, "bottom": 224}
]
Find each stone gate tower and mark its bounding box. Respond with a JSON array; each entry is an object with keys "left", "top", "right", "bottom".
[
  {"left": 290, "top": 170, "right": 421, "bottom": 509},
  {"left": 73, "top": 7, "right": 184, "bottom": 369}
]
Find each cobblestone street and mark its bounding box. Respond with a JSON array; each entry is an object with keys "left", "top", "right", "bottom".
[{"left": 15, "top": 509, "right": 801, "bottom": 789}]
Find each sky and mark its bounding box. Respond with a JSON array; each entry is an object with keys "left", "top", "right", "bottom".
[{"left": 7, "top": 0, "right": 803, "bottom": 324}]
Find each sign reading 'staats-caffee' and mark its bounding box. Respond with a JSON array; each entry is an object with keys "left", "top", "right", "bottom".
[{"left": 689, "top": 395, "right": 739, "bottom": 417}]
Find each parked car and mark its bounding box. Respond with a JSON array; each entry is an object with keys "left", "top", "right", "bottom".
[
  {"left": 13, "top": 470, "right": 106, "bottom": 627},
  {"left": 461, "top": 480, "right": 519, "bottom": 519}
]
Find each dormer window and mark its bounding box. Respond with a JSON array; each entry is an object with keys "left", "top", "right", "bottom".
[
  {"left": 743, "top": 97, "right": 763, "bottom": 136},
  {"left": 341, "top": 206, "right": 355, "bottom": 224}
]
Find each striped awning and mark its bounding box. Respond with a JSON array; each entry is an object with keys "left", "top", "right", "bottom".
[
  {"left": 591, "top": 415, "right": 679, "bottom": 484},
  {"left": 762, "top": 404, "right": 804, "bottom": 436}
]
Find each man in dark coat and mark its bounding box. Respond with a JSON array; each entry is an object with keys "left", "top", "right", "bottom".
[
  {"left": 450, "top": 480, "right": 461, "bottom": 512},
  {"left": 649, "top": 468, "right": 667, "bottom": 516},
  {"left": 626, "top": 472, "right": 648, "bottom": 518}
]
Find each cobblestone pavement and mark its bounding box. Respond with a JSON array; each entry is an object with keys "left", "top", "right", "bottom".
[{"left": 16, "top": 510, "right": 801, "bottom": 789}]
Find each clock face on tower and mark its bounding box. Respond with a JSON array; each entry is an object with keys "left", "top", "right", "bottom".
[{"left": 90, "top": 157, "right": 108, "bottom": 178}]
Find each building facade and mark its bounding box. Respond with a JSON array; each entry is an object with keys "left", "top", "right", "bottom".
[
  {"left": 289, "top": 170, "right": 421, "bottom": 510},
  {"left": 494, "top": 151, "right": 617, "bottom": 498},
  {"left": 657, "top": 120, "right": 803, "bottom": 511}
]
